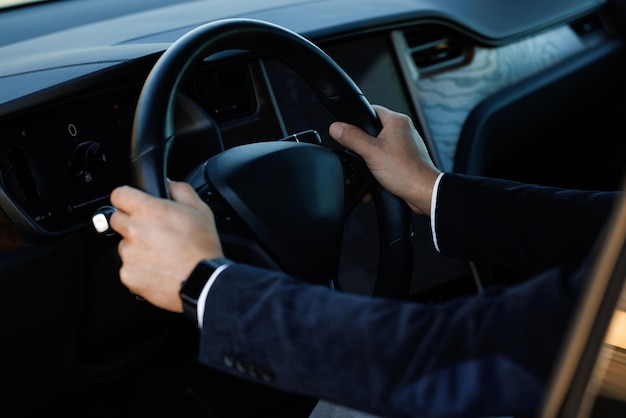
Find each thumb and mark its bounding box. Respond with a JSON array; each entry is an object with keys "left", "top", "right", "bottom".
[
  {"left": 167, "top": 180, "right": 211, "bottom": 213},
  {"left": 329, "top": 121, "right": 378, "bottom": 159}
]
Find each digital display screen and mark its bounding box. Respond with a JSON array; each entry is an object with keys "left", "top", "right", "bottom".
[{"left": 264, "top": 32, "right": 415, "bottom": 147}]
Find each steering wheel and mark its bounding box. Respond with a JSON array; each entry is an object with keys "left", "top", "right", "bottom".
[{"left": 131, "top": 18, "right": 413, "bottom": 297}]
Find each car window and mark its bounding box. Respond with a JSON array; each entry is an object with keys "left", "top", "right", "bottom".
[{"left": 0, "top": 0, "right": 46, "bottom": 8}]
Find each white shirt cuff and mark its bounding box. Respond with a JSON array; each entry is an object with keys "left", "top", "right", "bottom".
[
  {"left": 431, "top": 172, "right": 445, "bottom": 253},
  {"left": 197, "top": 263, "right": 230, "bottom": 329}
]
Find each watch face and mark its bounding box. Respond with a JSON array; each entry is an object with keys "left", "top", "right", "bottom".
[
  {"left": 180, "top": 259, "right": 231, "bottom": 326},
  {"left": 181, "top": 258, "right": 231, "bottom": 302},
  {"left": 181, "top": 261, "right": 212, "bottom": 302}
]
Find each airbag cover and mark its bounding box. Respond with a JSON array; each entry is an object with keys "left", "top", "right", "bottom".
[{"left": 205, "top": 141, "right": 345, "bottom": 284}]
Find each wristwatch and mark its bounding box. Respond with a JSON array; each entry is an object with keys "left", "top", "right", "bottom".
[{"left": 180, "top": 258, "right": 232, "bottom": 326}]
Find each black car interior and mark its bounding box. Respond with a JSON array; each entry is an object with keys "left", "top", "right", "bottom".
[{"left": 1, "top": 0, "right": 625, "bottom": 416}]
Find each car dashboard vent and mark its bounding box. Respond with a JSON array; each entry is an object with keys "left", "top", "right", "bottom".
[
  {"left": 182, "top": 62, "right": 257, "bottom": 124},
  {"left": 402, "top": 28, "right": 472, "bottom": 75},
  {"left": 569, "top": 12, "right": 608, "bottom": 43}
]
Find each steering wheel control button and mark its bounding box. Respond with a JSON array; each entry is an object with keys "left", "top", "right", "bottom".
[
  {"left": 91, "top": 205, "right": 117, "bottom": 235},
  {"left": 279, "top": 129, "right": 322, "bottom": 145}
]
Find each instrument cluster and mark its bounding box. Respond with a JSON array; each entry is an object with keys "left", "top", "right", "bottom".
[{"left": 0, "top": 87, "right": 138, "bottom": 234}]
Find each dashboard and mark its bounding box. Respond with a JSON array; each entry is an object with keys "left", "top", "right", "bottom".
[{"left": 0, "top": 30, "right": 415, "bottom": 237}]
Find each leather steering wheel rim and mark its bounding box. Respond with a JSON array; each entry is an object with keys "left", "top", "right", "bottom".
[{"left": 131, "top": 18, "right": 414, "bottom": 298}]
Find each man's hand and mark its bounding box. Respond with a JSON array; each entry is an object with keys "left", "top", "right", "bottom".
[
  {"left": 329, "top": 105, "right": 440, "bottom": 215},
  {"left": 109, "top": 180, "right": 224, "bottom": 312}
]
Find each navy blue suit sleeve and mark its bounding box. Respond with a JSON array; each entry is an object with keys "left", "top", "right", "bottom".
[
  {"left": 435, "top": 173, "right": 619, "bottom": 274},
  {"left": 198, "top": 261, "right": 586, "bottom": 418},
  {"left": 195, "top": 173, "right": 618, "bottom": 417}
]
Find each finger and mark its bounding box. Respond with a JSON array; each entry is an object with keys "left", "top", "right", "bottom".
[
  {"left": 169, "top": 180, "right": 213, "bottom": 224},
  {"left": 167, "top": 180, "right": 214, "bottom": 215},
  {"left": 109, "top": 207, "right": 131, "bottom": 236},
  {"left": 110, "top": 185, "right": 152, "bottom": 214},
  {"left": 371, "top": 104, "right": 395, "bottom": 126},
  {"left": 329, "top": 104, "right": 398, "bottom": 155},
  {"left": 329, "top": 121, "right": 379, "bottom": 158}
]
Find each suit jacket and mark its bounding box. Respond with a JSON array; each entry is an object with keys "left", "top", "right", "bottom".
[{"left": 197, "top": 173, "right": 620, "bottom": 418}]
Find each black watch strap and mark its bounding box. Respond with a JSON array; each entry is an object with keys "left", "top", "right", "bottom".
[{"left": 180, "top": 258, "right": 231, "bottom": 326}]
